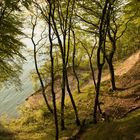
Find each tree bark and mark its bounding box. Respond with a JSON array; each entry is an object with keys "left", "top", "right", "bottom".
[
  {"left": 107, "top": 29, "right": 117, "bottom": 90},
  {"left": 31, "top": 15, "right": 53, "bottom": 114},
  {"left": 107, "top": 58, "right": 116, "bottom": 90},
  {"left": 61, "top": 61, "right": 66, "bottom": 130},
  {"left": 48, "top": 1, "right": 59, "bottom": 139},
  {"left": 93, "top": 65, "right": 103, "bottom": 123},
  {"left": 66, "top": 72, "right": 81, "bottom": 126},
  {"left": 72, "top": 30, "right": 81, "bottom": 93},
  {"left": 33, "top": 51, "right": 53, "bottom": 113},
  {"left": 93, "top": 0, "right": 109, "bottom": 123}
]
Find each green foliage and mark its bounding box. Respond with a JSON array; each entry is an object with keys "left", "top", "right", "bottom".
[
  {"left": 116, "top": 25, "right": 140, "bottom": 59},
  {"left": 115, "top": 0, "right": 140, "bottom": 59},
  {"left": 0, "top": 0, "right": 25, "bottom": 87},
  {"left": 22, "top": 0, "right": 32, "bottom": 9}
]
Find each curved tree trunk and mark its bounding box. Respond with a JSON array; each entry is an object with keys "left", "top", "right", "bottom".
[
  {"left": 31, "top": 16, "right": 53, "bottom": 114},
  {"left": 34, "top": 59, "right": 53, "bottom": 113},
  {"left": 61, "top": 61, "right": 66, "bottom": 130},
  {"left": 66, "top": 72, "right": 81, "bottom": 126},
  {"left": 107, "top": 58, "right": 116, "bottom": 90},
  {"left": 105, "top": 43, "right": 116, "bottom": 91},
  {"left": 93, "top": 0, "right": 109, "bottom": 123},
  {"left": 72, "top": 30, "right": 81, "bottom": 93},
  {"left": 34, "top": 51, "right": 53, "bottom": 113},
  {"left": 48, "top": 2, "right": 59, "bottom": 139},
  {"left": 93, "top": 65, "right": 103, "bottom": 123}
]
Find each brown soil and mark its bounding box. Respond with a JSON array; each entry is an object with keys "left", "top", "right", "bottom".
[
  {"left": 25, "top": 73, "right": 78, "bottom": 108},
  {"left": 100, "top": 51, "right": 140, "bottom": 118},
  {"left": 86, "top": 51, "right": 140, "bottom": 86}
]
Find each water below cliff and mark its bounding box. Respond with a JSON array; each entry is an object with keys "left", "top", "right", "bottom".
[{"left": 0, "top": 57, "right": 35, "bottom": 118}]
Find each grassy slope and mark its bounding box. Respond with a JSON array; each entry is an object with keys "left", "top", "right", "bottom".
[
  {"left": 0, "top": 52, "right": 140, "bottom": 140},
  {"left": 80, "top": 110, "right": 140, "bottom": 140},
  {"left": 79, "top": 52, "right": 140, "bottom": 140}
]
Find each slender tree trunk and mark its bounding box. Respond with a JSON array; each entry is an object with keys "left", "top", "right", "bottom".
[
  {"left": 72, "top": 58, "right": 81, "bottom": 93},
  {"left": 93, "top": 0, "right": 109, "bottom": 123},
  {"left": 61, "top": 59, "right": 66, "bottom": 130},
  {"left": 106, "top": 42, "right": 116, "bottom": 91},
  {"left": 66, "top": 71, "right": 81, "bottom": 126},
  {"left": 107, "top": 13, "right": 117, "bottom": 91},
  {"left": 72, "top": 30, "right": 81, "bottom": 93},
  {"left": 31, "top": 16, "right": 53, "bottom": 114},
  {"left": 48, "top": 2, "right": 59, "bottom": 139},
  {"left": 50, "top": 55, "right": 59, "bottom": 140},
  {"left": 89, "top": 57, "right": 103, "bottom": 115},
  {"left": 93, "top": 65, "right": 103, "bottom": 123},
  {"left": 107, "top": 58, "right": 116, "bottom": 90},
  {"left": 89, "top": 57, "right": 96, "bottom": 88},
  {"left": 33, "top": 51, "right": 53, "bottom": 113},
  {"left": 50, "top": 51, "right": 59, "bottom": 140}
]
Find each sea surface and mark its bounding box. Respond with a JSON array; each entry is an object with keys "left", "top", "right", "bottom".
[{"left": 0, "top": 57, "right": 35, "bottom": 118}]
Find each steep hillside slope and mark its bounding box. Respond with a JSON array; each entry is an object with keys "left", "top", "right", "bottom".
[
  {"left": 78, "top": 52, "right": 140, "bottom": 140},
  {"left": 25, "top": 51, "right": 140, "bottom": 108},
  {"left": 3, "top": 51, "right": 139, "bottom": 140}
]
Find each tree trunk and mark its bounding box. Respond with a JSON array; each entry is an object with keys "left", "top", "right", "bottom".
[
  {"left": 31, "top": 21, "right": 53, "bottom": 114},
  {"left": 48, "top": 2, "right": 59, "bottom": 139},
  {"left": 34, "top": 52, "right": 53, "bottom": 113},
  {"left": 93, "top": 0, "right": 109, "bottom": 123},
  {"left": 50, "top": 55, "right": 59, "bottom": 140},
  {"left": 89, "top": 57, "right": 103, "bottom": 115},
  {"left": 89, "top": 57, "right": 96, "bottom": 88},
  {"left": 66, "top": 72, "right": 81, "bottom": 126},
  {"left": 106, "top": 42, "right": 116, "bottom": 91},
  {"left": 93, "top": 65, "right": 103, "bottom": 123},
  {"left": 72, "top": 63, "right": 81, "bottom": 93},
  {"left": 108, "top": 59, "right": 116, "bottom": 90},
  {"left": 61, "top": 60, "right": 66, "bottom": 130},
  {"left": 72, "top": 30, "right": 81, "bottom": 93}
]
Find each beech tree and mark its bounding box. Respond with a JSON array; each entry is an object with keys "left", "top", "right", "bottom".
[
  {"left": 103, "top": 0, "right": 138, "bottom": 90},
  {"left": 34, "top": 0, "right": 81, "bottom": 130},
  {"left": 76, "top": 0, "right": 114, "bottom": 123},
  {"left": 47, "top": 1, "right": 59, "bottom": 138},
  {"left": 29, "top": 10, "right": 53, "bottom": 113},
  {"left": 93, "top": 0, "right": 111, "bottom": 123}
]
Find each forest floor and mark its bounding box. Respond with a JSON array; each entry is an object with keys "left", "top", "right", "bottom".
[
  {"left": 0, "top": 51, "right": 140, "bottom": 140},
  {"left": 78, "top": 51, "right": 140, "bottom": 140}
]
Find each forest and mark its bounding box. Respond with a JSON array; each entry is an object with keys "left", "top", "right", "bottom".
[{"left": 0, "top": 0, "right": 140, "bottom": 140}]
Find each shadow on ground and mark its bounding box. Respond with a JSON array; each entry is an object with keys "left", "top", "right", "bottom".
[{"left": 0, "top": 123, "right": 15, "bottom": 140}]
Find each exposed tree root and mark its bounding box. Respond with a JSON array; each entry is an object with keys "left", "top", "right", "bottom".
[
  {"left": 121, "top": 106, "right": 140, "bottom": 118},
  {"left": 134, "top": 96, "right": 140, "bottom": 102}
]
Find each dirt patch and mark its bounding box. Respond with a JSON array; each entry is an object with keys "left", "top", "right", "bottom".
[
  {"left": 102, "top": 54, "right": 140, "bottom": 119},
  {"left": 115, "top": 51, "right": 140, "bottom": 76},
  {"left": 25, "top": 51, "right": 140, "bottom": 112}
]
